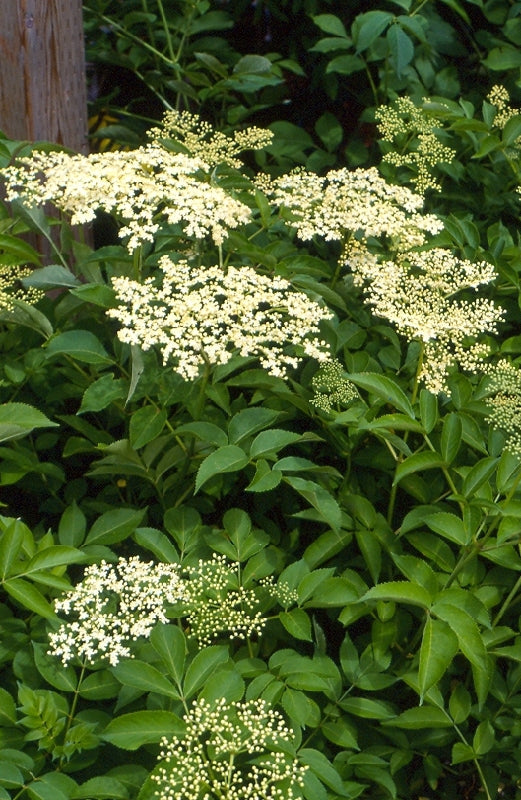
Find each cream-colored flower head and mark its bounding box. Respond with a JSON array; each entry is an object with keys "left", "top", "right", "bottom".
[
  {"left": 487, "top": 85, "right": 517, "bottom": 129},
  {"left": 109, "top": 256, "right": 332, "bottom": 379},
  {"left": 48, "top": 557, "right": 186, "bottom": 666},
  {"left": 376, "top": 96, "right": 454, "bottom": 193},
  {"left": 346, "top": 242, "right": 504, "bottom": 393},
  {"left": 182, "top": 554, "right": 266, "bottom": 646},
  {"left": 485, "top": 360, "right": 521, "bottom": 456},
  {"left": 2, "top": 144, "right": 251, "bottom": 252},
  {"left": 270, "top": 166, "right": 443, "bottom": 249},
  {"left": 153, "top": 697, "right": 307, "bottom": 800},
  {"left": 150, "top": 109, "right": 274, "bottom": 167},
  {"left": 0, "top": 265, "right": 43, "bottom": 310}
]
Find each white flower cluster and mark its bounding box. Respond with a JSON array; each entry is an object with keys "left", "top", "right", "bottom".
[
  {"left": 153, "top": 697, "right": 307, "bottom": 800},
  {"left": 346, "top": 243, "right": 504, "bottom": 393},
  {"left": 49, "top": 554, "right": 298, "bottom": 665},
  {"left": 488, "top": 85, "right": 518, "bottom": 129},
  {"left": 259, "top": 576, "right": 299, "bottom": 610},
  {"left": 0, "top": 265, "right": 43, "bottom": 310},
  {"left": 486, "top": 360, "right": 521, "bottom": 456},
  {"left": 48, "top": 557, "right": 186, "bottom": 666},
  {"left": 270, "top": 166, "right": 443, "bottom": 249},
  {"left": 108, "top": 256, "right": 332, "bottom": 379},
  {"left": 150, "top": 110, "right": 274, "bottom": 168},
  {"left": 376, "top": 96, "right": 454, "bottom": 193},
  {"left": 311, "top": 359, "right": 359, "bottom": 413},
  {"left": 2, "top": 144, "right": 251, "bottom": 252},
  {"left": 183, "top": 554, "right": 266, "bottom": 646}
]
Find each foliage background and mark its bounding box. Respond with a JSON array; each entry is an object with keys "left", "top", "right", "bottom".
[{"left": 2, "top": 1, "right": 521, "bottom": 799}]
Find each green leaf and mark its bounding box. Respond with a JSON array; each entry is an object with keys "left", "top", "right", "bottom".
[
  {"left": 22, "top": 265, "right": 81, "bottom": 289},
  {"left": 362, "top": 581, "right": 432, "bottom": 609},
  {"left": 315, "top": 113, "right": 344, "bottom": 152},
  {"left": 78, "top": 670, "right": 120, "bottom": 700},
  {"left": 419, "top": 618, "right": 459, "bottom": 701},
  {"left": 502, "top": 115, "right": 521, "bottom": 146},
  {"left": 84, "top": 508, "right": 145, "bottom": 546},
  {"left": 33, "top": 643, "right": 77, "bottom": 692},
  {"left": 175, "top": 422, "right": 228, "bottom": 447},
  {"left": 449, "top": 684, "right": 472, "bottom": 724},
  {"left": 483, "top": 45, "right": 521, "bottom": 70},
  {"left": 286, "top": 476, "right": 342, "bottom": 531},
  {"left": 110, "top": 659, "right": 179, "bottom": 698},
  {"left": 127, "top": 345, "right": 144, "bottom": 406},
  {"left": 387, "top": 24, "right": 414, "bottom": 77},
  {"left": 0, "top": 763, "right": 24, "bottom": 789},
  {"left": 199, "top": 667, "right": 245, "bottom": 704},
  {"left": 312, "top": 13, "right": 349, "bottom": 37},
  {"left": 419, "top": 390, "right": 438, "bottom": 433},
  {"left": 245, "top": 459, "right": 283, "bottom": 493},
  {"left": 233, "top": 55, "right": 272, "bottom": 74},
  {"left": 0, "top": 233, "right": 40, "bottom": 265},
  {"left": 339, "top": 696, "right": 396, "bottom": 720},
  {"left": 0, "top": 403, "right": 58, "bottom": 444},
  {"left": 322, "top": 718, "right": 358, "bottom": 750},
  {"left": 440, "top": 413, "right": 462, "bottom": 464},
  {"left": 150, "top": 624, "right": 186, "bottom": 686},
  {"left": 58, "top": 502, "right": 87, "bottom": 547},
  {"left": 325, "top": 54, "right": 365, "bottom": 75},
  {"left": 0, "top": 688, "right": 16, "bottom": 725},
  {"left": 101, "top": 711, "right": 185, "bottom": 750},
  {"left": 0, "top": 300, "right": 53, "bottom": 339},
  {"left": 23, "top": 545, "right": 83, "bottom": 575},
  {"left": 195, "top": 445, "right": 249, "bottom": 493},
  {"left": 279, "top": 609, "right": 313, "bottom": 641},
  {"left": 354, "top": 10, "right": 393, "bottom": 51},
  {"left": 349, "top": 373, "right": 414, "bottom": 418},
  {"left": 129, "top": 406, "right": 167, "bottom": 449},
  {"left": 424, "top": 512, "right": 470, "bottom": 546},
  {"left": 462, "top": 457, "right": 498, "bottom": 497},
  {"left": 299, "top": 749, "right": 351, "bottom": 796},
  {"left": 4, "top": 577, "right": 55, "bottom": 618},
  {"left": 46, "top": 331, "right": 113, "bottom": 365},
  {"left": 249, "top": 429, "right": 301, "bottom": 459},
  {"left": 393, "top": 451, "right": 446, "bottom": 485},
  {"left": 228, "top": 408, "right": 280, "bottom": 445},
  {"left": 432, "top": 602, "right": 488, "bottom": 672},
  {"left": 473, "top": 719, "right": 494, "bottom": 755},
  {"left": 79, "top": 374, "right": 126, "bottom": 414},
  {"left": 383, "top": 706, "right": 451, "bottom": 729},
  {"left": 134, "top": 528, "right": 179, "bottom": 562},
  {"left": 164, "top": 507, "right": 201, "bottom": 553},
  {"left": 222, "top": 508, "right": 270, "bottom": 561},
  {"left": 71, "top": 777, "right": 129, "bottom": 800},
  {"left": 451, "top": 742, "right": 475, "bottom": 764},
  {"left": 0, "top": 518, "right": 24, "bottom": 579},
  {"left": 183, "top": 646, "right": 229, "bottom": 698}
]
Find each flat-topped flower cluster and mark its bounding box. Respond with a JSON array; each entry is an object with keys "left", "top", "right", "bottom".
[
  {"left": 153, "top": 698, "right": 307, "bottom": 800},
  {"left": 48, "top": 554, "right": 294, "bottom": 666},
  {"left": 0, "top": 108, "right": 509, "bottom": 395},
  {"left": 109, "top": 256, "right": 332, "bottom": 379}
]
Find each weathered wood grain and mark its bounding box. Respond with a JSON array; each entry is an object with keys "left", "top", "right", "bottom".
[{"left": 0, "top": 0, "right": 88, "bottom": 152}]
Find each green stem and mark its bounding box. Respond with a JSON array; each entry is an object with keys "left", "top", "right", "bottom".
[
  {"left": 58, "top": 663, "right": 87, "bottom": 769},
  {"left": 87, "top": 10, "right": 176, "bottom": 68},
  {"left": 445, "top": 468, "right": 521, "bottom": 590},
  {"left": 492, "top": 572, "right": 521, "bottom": 627},
  {"left": 387, "top": 343, "right": 424, "bottom": 526},
  {"left": 132, "top": 245, "right": 143, "bottom": 281},
  {"left": 157, "top": 0, "right": 177, "bottom": 65},
  {"left": 444, "top": 711, "right": 493, "bottom": 800}
]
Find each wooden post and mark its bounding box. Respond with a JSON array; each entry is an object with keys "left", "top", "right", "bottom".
[
  {"left": 0, "top": 0, "right": 90, "bottom": 260},
  {"left": 0, "top": 0, "right": 88, "bottom": 153}
]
